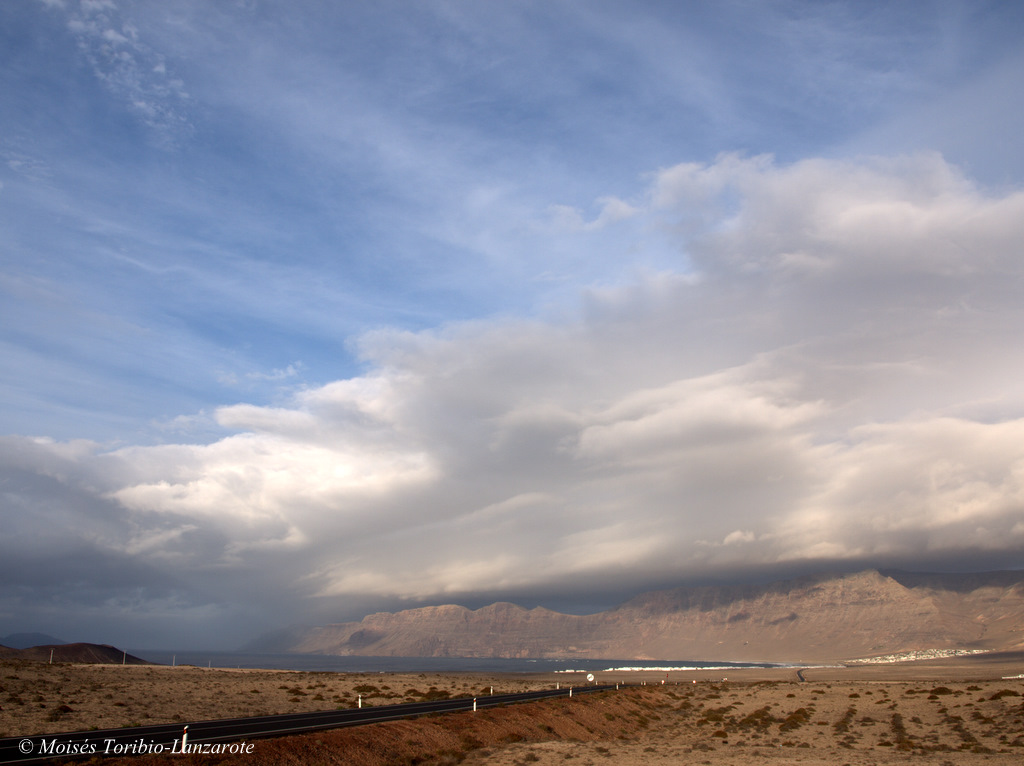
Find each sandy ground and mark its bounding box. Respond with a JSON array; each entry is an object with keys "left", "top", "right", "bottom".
[
  {"left": 0, "top": 661, "right": 554, "bottom": 737},
  {"left": 3, "top": 654, "right": 1024, "bottom": 764},
  {"left": 473, "top": 676, "right": 1024, "bottom": 765}
]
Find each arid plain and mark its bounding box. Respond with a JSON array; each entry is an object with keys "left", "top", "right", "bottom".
[{"left": 4, "top": 653, "right": 1024, "bottom": 765}]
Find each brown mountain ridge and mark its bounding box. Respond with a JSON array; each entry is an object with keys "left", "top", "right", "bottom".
[{"left": 288, "top": 569, "right": 1024, "bottom": 663}]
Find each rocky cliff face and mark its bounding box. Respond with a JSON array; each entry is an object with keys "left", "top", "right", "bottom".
[{"left": 288, "top": 569, "right": 1024, "bottom": 662}]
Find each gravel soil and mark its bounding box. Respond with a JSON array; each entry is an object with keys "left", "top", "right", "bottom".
[{"left": 3, "top": 657, "right": 1024, "bottom": 764}]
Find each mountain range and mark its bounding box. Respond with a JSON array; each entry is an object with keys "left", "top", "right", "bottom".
[{"left": 279, "top": 569, "right": 1024, "bottom": 663}]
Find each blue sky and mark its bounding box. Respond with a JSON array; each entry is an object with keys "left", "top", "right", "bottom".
[{"left": 3, "top": 0, "right": 1024, "bottom": 650}]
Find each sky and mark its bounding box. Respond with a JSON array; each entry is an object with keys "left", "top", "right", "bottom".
[{"left": 2, "top": 0, "right": 1024, "bottom": 651}]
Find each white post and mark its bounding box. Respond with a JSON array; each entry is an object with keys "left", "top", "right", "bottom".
[
  {"left": 569, "top": 687, "right": 572, "bottom": 697},
  {"left": 490, "top": 686, "right": 493, "bottom": 695},
  {"left": 556, "top": 682, "right": 559, "bottom": 690},
  {"left": 358, "top": 694, "right": 362, "bottom": 709},
  {"left": 181, "top": 726, "right": 188, "bottom": 750},
  {"left": 473, "top": 698, "right": 477, "bottom": 712}
]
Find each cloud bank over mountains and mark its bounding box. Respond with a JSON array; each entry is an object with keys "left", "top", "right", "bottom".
[{"left": 4, "top": 152, "right": 1023, "bottom": 646}]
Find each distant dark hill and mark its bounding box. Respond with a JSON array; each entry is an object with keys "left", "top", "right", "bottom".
[
  {"left": 0, "top": 632, "right": 67, "bottom": 649},
  {"left": 0, "top": 642, "right": 151, "bottom": 665},
  {"left": 286, "top": 569, "right": 1024, "bottom": 663}
]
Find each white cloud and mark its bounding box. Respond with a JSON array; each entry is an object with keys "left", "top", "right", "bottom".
[
  {"left": 650, "top": 151, "right": 1024, "bottom": 280},
  {"left": 545, "top": 196, "right": 640, "bottom": 233},
  {"left": 61, "top": 0, "right": 192, "bottom": 143},
  {"left": 245, "top": 363, "right": 302, "bottom": 382},
  {"left": 570, "top": 366, "right": 824, "bottom": 465},
  {"left": 776, "top": 416, "right": 1024, "bottom": 560},
  {"left": 5, "top": 152, "right": 1024, "bottom": 620},
  {"left": 723, "top": 530, "right": 755, "bottom": 545},
  {"left": 81, "top": 0, "right": 117, "bottom": 13}
]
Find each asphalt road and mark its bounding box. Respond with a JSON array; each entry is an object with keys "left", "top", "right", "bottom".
[{"left": 0, "top": 684, "right": 618, "bottom": 763}]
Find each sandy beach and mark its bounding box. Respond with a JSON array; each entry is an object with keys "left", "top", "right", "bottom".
[{"left": 3, "top": 653, "right": 1024, "bottom": 764}]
